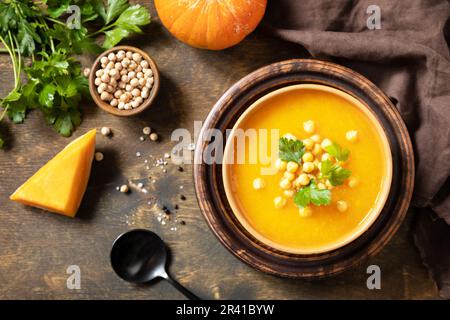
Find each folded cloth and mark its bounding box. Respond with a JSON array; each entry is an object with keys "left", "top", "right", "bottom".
[{"left": 263, "top": 0, "right": 450, "bottom": 298}]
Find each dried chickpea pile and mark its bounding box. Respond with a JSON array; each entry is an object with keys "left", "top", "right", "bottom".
[
  {"left": 94, "top": 50, "right": 154, "bottom": 110},
  {"left": 253, "top": 120, "right": 360, "bottom": 218}
]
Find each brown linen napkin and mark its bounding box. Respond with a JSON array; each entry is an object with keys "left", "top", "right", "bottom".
[{"left": 262, "top": 0, "right": 450, "bottom": 298}]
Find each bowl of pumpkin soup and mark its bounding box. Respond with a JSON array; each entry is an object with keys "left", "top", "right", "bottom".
[
  {"left": 222, "top": 84, "right": 393, "bottom": 254},
  {"left": 194, "top": 59, "right": 414, "bottom": 277}
]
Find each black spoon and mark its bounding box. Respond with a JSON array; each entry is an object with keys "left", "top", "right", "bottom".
[{"left": 110, "top": 229, "right": 200, "bottom": 300}]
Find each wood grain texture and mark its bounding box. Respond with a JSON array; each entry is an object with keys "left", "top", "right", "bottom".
[
  {"left": 194, "top": 59, "right": 415, "bottom": 278},
  {"left": 0, "top": 1, "right": 439, "bottom": 299}
]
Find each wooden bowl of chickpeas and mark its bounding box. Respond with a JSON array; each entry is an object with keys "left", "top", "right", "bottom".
[{"left": 89, "top": 46, "right": 160, "bottom": 116}]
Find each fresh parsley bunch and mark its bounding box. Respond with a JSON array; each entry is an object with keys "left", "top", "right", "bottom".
[{"left": 0, "top": 0, "right": 151, "bottom": 147}]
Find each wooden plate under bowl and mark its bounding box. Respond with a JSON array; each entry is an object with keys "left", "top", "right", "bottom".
[
  {"left": 89, "top": 45, "right": 160, "bottom": 116},
  {"left": 193, "top": 59, "right": 414, "bottom": 278}
]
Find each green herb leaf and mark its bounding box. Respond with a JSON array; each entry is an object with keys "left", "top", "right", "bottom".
[
  {"left": 294, "top": 180, "right": 331, "bottom": 208},
  {"left": 39, "top": 84, "right": 57, "bottom": 108},
  {"left": 102, "top": 5, "right": 151, "bottom": 48},
  {"left": 105, "top": 0, "right": 129, "bottom": 24},
  {"left": 320, "top": 160, "right": 352, "bottom": 186},
  {"left": 279, "top": 137, "right": 305, "bottom": 163},
  {"left": 325, "top": 141, "right": 350, "bottom": 162}
]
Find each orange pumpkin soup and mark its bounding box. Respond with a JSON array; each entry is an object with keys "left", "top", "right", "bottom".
[{"left": 223, "top": 84, "right": 392, "bottom": 254}]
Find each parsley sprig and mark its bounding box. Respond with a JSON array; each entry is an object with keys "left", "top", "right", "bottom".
[
  {"left": 0, "top": 0, "right": 151, "bottom": 147},
  {"left": 294, "top": 180, "right": 331, "bottom": 208},
  {"left": 320, "top": 159, "right": 352, "bottom": 186},
  {"left": 325, "top": 141, "right": 350, "bottom": 162},
  {"left": 279, "top": 137, "right": 305, "bottom": 163}
]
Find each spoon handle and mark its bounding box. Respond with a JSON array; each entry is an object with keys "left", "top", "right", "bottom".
[{"left": 162, "top": 274, "right": 200, "bottom": 300}]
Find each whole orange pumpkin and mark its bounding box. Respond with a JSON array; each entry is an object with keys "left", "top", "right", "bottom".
[{"left": 155, "top": 0, "right": 267, "bottom": 50}]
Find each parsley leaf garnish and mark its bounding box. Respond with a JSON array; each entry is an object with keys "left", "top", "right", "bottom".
[
  {"left": 325, "top": 141, "right": 350, "bottom": 162},
  {"left": 294, "top": 180, "right": 331, "bottom": 208},
  {"left": 279, "top": 137, "right": 305, "bottom": 163},
  {"left": 320, "top": 160, "right": 352, "bottom": 186}
]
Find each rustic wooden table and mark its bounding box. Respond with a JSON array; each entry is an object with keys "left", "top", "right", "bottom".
[{"left": 0, "top": 2, "right": 439, "bottom": 299}]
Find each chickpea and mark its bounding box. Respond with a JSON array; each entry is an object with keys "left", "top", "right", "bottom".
[
  {"left": 116, "top": 50, "right": 126, "bottom": 61},
  {"left": 303, "top": 138, "right": 314, "bottom": 150},
  {"left": 143, "top": 127, "right": 152, "bottom": 135},
  {"left": 118, "top": 102, "right": 125, "bottom": 110},
  {"left": 139, "top": 78, "right": 147, "bottom": 87},
  {"left": 121, "top": 57, "right": 130, "bottom": 67},
  {"left": 284, "top": 171, "right": 296, "bottom": 181},
  {"left": 124, "top": 103, "right": 132, "bottom": 110},
  {"left": 283, "top": 133, "right": 297, "bottom": 140},
  {"left": 131, "top": 88, "right": 141, "bottom": 97},
  {"left": 130, "top": 78, "right": 139, "bottom": 88},
  {"left": 100, "top": 56, "right": 109, "bottom": 65},
  {"left": 150, "top": 132, "right": 159, "bottom": 141},
  {"left": 325, "top": 179, "right": 334, "bottom": 189},
  {"left": 317, "top": 182, "right": 326, "bottom": 190},
  {"left": 131, "top": 100, "right": 140, "bottom": 109},
  {"left": 129, "top": 61, "right": 137, "bottom": 70},
  {"left": 336, "top": 200, "right": 348, "bottom": 212},
  {"left": 310, "top": 134, "right": 321, "bottom": 143},
  {"left": 348, "top": 177, "right": 359, "bottom": 188},
  {"left": 312, "top": 143, "right": 322, "bottom": 156},
  {"left": 253, "top": 177, "right": 266, "bottom": 190},
  {"left": 115, "top": 62, "right": 123, "bottom": 70},
  {"left": 135, "top": 97, "right": 143, "bottom": 106},
  {"left": 299, "top": 206, "right": 313, "bottom": 217},
  {"left": 100, "top": 127, "right": 111, "bottom": 136},
  {"left": 109, "top": 69, "right": 118, "bottom": 78},
  {"left": 126, "top": 51, "right": 133, "bottom": 59},
  {"left": 136, "top": 65, "right": 143, "bottom": 73},
  {"left": 321, "top": 138, "right": 332, "bottom": 150},
  {"left": 100, "top": 91, "right": 112, "bottom": 101},
  {"left": 302, "top": 152, "right": 314, "bottom": 162},
  {"left": 101, "top": 74, "right": 110, "bottom": 83},
  {"left": 296, "top": 173, "right": 310, "bottom": 186},
  {"left": 286, "top": 161, "right": 299, "bottom": 173},
  {"left": 95, "top": 152, "right": 104, "bottom": 162},
  {"left": 146, "top": 77, "right": 154, "bottom": 88},
  {"left": 107, "top": 53, "right": 116, "bottom": 61},
  {"left": 107, "top": 61, "right": 115, "bottom": 69},
  {"left": 144, "top": 69, "right": 153, "bottom": 78},
  {"left": 95, "top": 69, "right": 104, "bottom": 77},
  {"left": 128, "top": 71, "right": 136, "bottom": 79},
  {"left": 97, "top": 83, "right": 107, "bottom": 94},
  {"left": 140, "top": 60, "right": 149, "bottom": 69},
  {"left": 121, "top": 75, "right": 129, "bottom": 83},
  {"left": 114, "top": 90, "right": 123, "bottom": 99},
  {"left": 119, "top": 184, "right": 129, "bottom": 193},
  {"left": 94, "top": 77, "right": 102, "bottom": 86},
  {"left": 125, "top": 84, "right": 133, "bottom": 92},
  {"left": 109, "top": 78, "right": 117, "bottom": 87},
  {"left": 274, "top": 196, "right": 287, "bottom": 209},
  {"left": 106, "top": 85, "right": 114, "bottom": 93},
  {"left": 283, "top": 189, "right": 295, "bottom": 198},
  {"left": 275, "top": 158, "right": 287, "bottom": 171},
  {"left": 132, "top": 52, "right": 142, "bottom": 62},
  {"left": 321, "top": 153, "right": 332, "bottom": 161},
  {"left": 110, "top": 98, "right": 118, "bottom": 107},
  {"left": 302, "top": 162, "right": 315, "bottom": 173},
  {"left": 118, "top": 81, "right": 126, "bottom": 89},
  {"left": 279, "top": 178, "right": 292, "bottom": 190},
  {"left": 346, "top": 130, "right": 358, "bottom": 143},
  {"left": 303, "top": 120, "right": 315, "bottom": 133},
  {"left": 141, "top": 87, "right": 149, "bottom": 99}
]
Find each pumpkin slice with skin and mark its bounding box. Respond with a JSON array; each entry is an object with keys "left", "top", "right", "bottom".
[{"left": 10, "top": 129, "right": 96, "bottom": 217}]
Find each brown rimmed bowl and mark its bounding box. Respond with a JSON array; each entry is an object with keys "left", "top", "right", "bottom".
[
  {"left": 89, "top": 45, "right": 160, "bottom": 117},
  {"left": 193, "top": 59, "right": 414, "bottom": 278}
]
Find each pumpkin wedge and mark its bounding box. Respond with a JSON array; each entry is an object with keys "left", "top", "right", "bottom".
[{"left": 10, "top": 129, "right": 96, "bottom": 217}]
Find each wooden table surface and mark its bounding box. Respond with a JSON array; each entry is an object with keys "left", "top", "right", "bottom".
[{"left": 0, "top": 2, "right": 439, "bottom": 300}]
